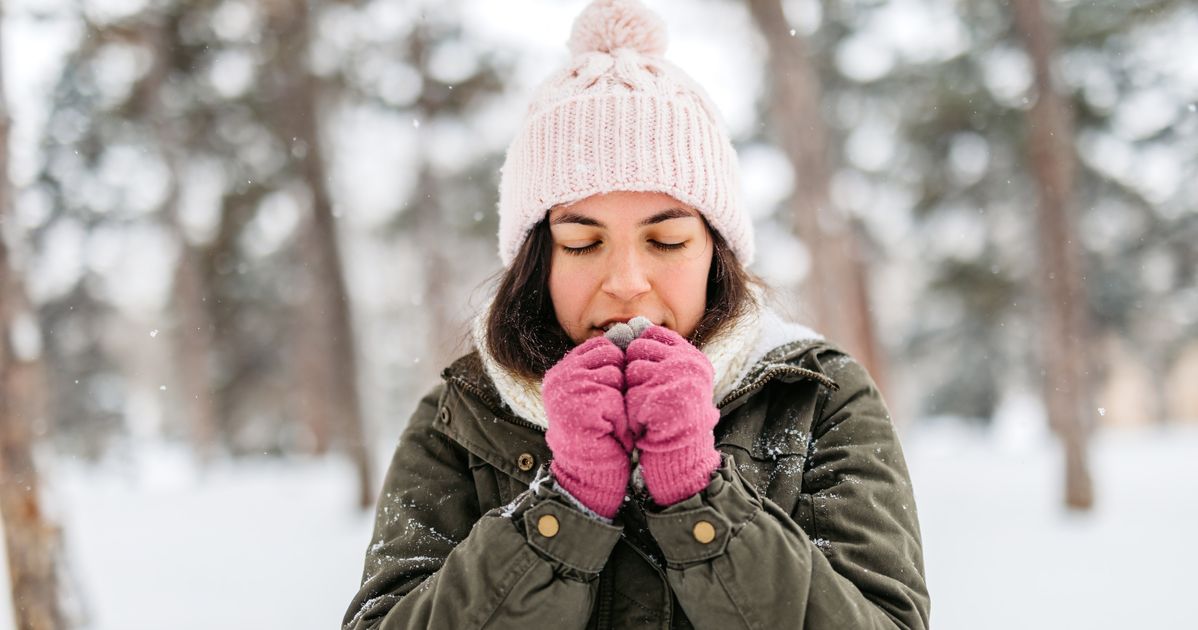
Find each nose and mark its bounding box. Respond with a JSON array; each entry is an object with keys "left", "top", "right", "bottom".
[{"left": 600, "top": 245, "right": 652, "bottom": 302}]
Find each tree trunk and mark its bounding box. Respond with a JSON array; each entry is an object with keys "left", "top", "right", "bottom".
[
  {"left": 1011, "top": 0, "right": 1095, "bottom": 510},
  {"left": 745, "top": 0, "right": 888, "bottom": 397},
  {"left": 263, "top": 0, "right": 374, "bottom": 508},
  {"left": 139, "top": 11, "right": 221, "bottom": 462},
  {"left": 0, "top": 10, "right": 65, "bottom": 625},
  {"left": 412, "top": 165, "right": 459, "bottom": 376},
  {"left": 404, "top": 27, "right": 463, "bottom": 386},
  {"left": 169, "top": 242, "right": 221, "bottom": 460}
]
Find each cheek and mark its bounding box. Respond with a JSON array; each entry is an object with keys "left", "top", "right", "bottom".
[
  {"left": 548, "top": 260, "right": 593, "bottom": 327},
  {"left": 662, "top": 251, "right": 713, "bottom": 334}
]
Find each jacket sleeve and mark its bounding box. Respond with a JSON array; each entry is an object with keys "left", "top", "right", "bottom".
[
  {"left": 343, "top": 384, "right": 624, "bottom": 630},
  {"left": 643, "top": 351, "right": 930, "bottom": 630}
]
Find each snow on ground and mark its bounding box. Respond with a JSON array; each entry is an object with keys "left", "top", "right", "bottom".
[
  {"left": 1, "top": 444, "right": 376, "bottom": 630},
  {"left": 2, "top": 424, "right": 1196, "bottom": 629},
  {"left": 906, "top": 421, "right": 1198, "bottom": 629}
]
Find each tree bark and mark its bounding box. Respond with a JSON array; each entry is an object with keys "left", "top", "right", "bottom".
[
  {"left": 745, "top": 0, "right": 888, "bottom": 397},
  {"left": 402, "top": 23, "right": 469, "bottom": 399},
  {"left": 1011, "top": 0, "right": 1095, "bottom": 510},
  {"left": 263, "top": 0, "right": 374, "bottom": 508},
  {"left": 169, "top": 243, "right": 221, "bottom": 460},
  {"left": 0, "top": 7, "right": 65, "bottom": 625},
  {"left": 137, "top": 11, "right": 221, "bottom": 462},
  {"left": 412, "top": 165, "right": 458, "bottom": 376}
]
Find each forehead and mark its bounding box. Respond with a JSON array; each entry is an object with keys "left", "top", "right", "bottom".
[{"left": 549, "top": 191, "right": 699, "bottom": 227}]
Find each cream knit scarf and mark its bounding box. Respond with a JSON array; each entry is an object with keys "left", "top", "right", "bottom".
[{"left": 470, "top": 292, "right": 823, "bottom": 430}]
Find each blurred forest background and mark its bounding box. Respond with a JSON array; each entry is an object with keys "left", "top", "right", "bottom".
[{"left": 0, "top": 0, "right": 1195, "bottom": 628}]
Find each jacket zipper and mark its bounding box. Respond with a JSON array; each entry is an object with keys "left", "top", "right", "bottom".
[
  {"left": 613, "top": 534, "right": 674, "bottom": 627},
  {"left": 446, "top": 375, "right": 547, "bottom": 433},
  {"left": 447, "top": 364, "right": 828, "bottom": 629},
  {"left": 716, "top": 365, "right": 837, "bottom": 410}
]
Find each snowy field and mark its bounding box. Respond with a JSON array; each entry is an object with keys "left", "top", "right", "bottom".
[
  {"left": 2, "top": 423, "right": 1195, "bottom": 629},
  {"left": 907, "top": 422, "right": 1198, "bottom": 629}
]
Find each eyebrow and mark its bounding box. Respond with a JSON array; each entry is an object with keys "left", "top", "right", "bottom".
[{"left": 550, "top": 207, "right": 697, "bottom": 228}]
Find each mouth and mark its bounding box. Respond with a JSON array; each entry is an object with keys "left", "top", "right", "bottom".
[
  {"left": 592, "top": 315, "right": 661, "bottom": 338},
  {"left": 595, "top": 317, "right": 636, "bottom": 331}
]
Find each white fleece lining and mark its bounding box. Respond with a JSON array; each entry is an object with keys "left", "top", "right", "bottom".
[{"left": 470, "top": 293, "right": 824, "bottom": 431}]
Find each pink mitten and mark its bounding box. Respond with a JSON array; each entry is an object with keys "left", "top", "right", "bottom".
[
  {"left": 625, "top": 325, "right": 722, "bottom": 507},
  {"left": 543, "top": 336, "right": 633, "bottom": 519}
]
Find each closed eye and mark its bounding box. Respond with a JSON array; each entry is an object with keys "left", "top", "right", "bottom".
[
  {"left": 651, "top": 240, "right": 687, "bottom": 252},
  {"left": 561, "top": 242, "right": 600, "bottom": 256},
  {"left": 560, "top": 240, "right": 688, "bottom": 256}
]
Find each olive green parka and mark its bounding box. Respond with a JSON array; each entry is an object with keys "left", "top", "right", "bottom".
[{"left": 343, "top": 337, "right": 930, "bottom": 629}]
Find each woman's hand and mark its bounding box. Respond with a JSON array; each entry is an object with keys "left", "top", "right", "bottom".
[
  {"left": 625, "top": 325, "right": 722, "bottom": 507},
  {"left": 543, "top": 336, "right": 633, "bottom": 520}
]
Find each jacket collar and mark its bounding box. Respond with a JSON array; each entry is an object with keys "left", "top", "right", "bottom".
[
  {"left": 441, "top": 305, "right": 840, "bottom": 425},
  {"left": 436, "top": 317, "right": 843, "bottom": 488},
  {"left": 467, "top": 300, "right": 770, "bottom": 430}
]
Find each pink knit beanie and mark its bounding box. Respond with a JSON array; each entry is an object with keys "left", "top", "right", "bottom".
[{"left": 496, "top": 0, "right": 755, "bottom": 268}]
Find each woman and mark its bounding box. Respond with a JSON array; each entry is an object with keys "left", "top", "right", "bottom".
[{"left": 343, "top": 1, "right": 929, "bottom": 628}]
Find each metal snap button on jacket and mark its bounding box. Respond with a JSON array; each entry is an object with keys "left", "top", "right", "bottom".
[
  {"left": 517, "top": 453, "right": 536, "bottom": 471},
  {"left": 693, "top": 520, "right": 716, "bottom": 544},
  {"left": 537, "top": 514, "right": 560, "bottom": 538}
]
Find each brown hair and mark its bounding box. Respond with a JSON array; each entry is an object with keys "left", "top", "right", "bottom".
[{"left": 484, "top": 216, "right": 763, "bottom": 381}]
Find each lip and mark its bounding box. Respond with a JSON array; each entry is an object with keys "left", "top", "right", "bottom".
[{"left": 594, "top": 316, "right": 637, "bottom": 330}]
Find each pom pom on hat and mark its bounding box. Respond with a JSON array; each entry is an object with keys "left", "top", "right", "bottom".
[{"left": 568, "top": 0, "right": 668, "bottom": 57}]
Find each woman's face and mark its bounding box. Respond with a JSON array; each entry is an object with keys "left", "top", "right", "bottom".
[{"left": 547, "top": 191, "right": 714, "bottom": 344}]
